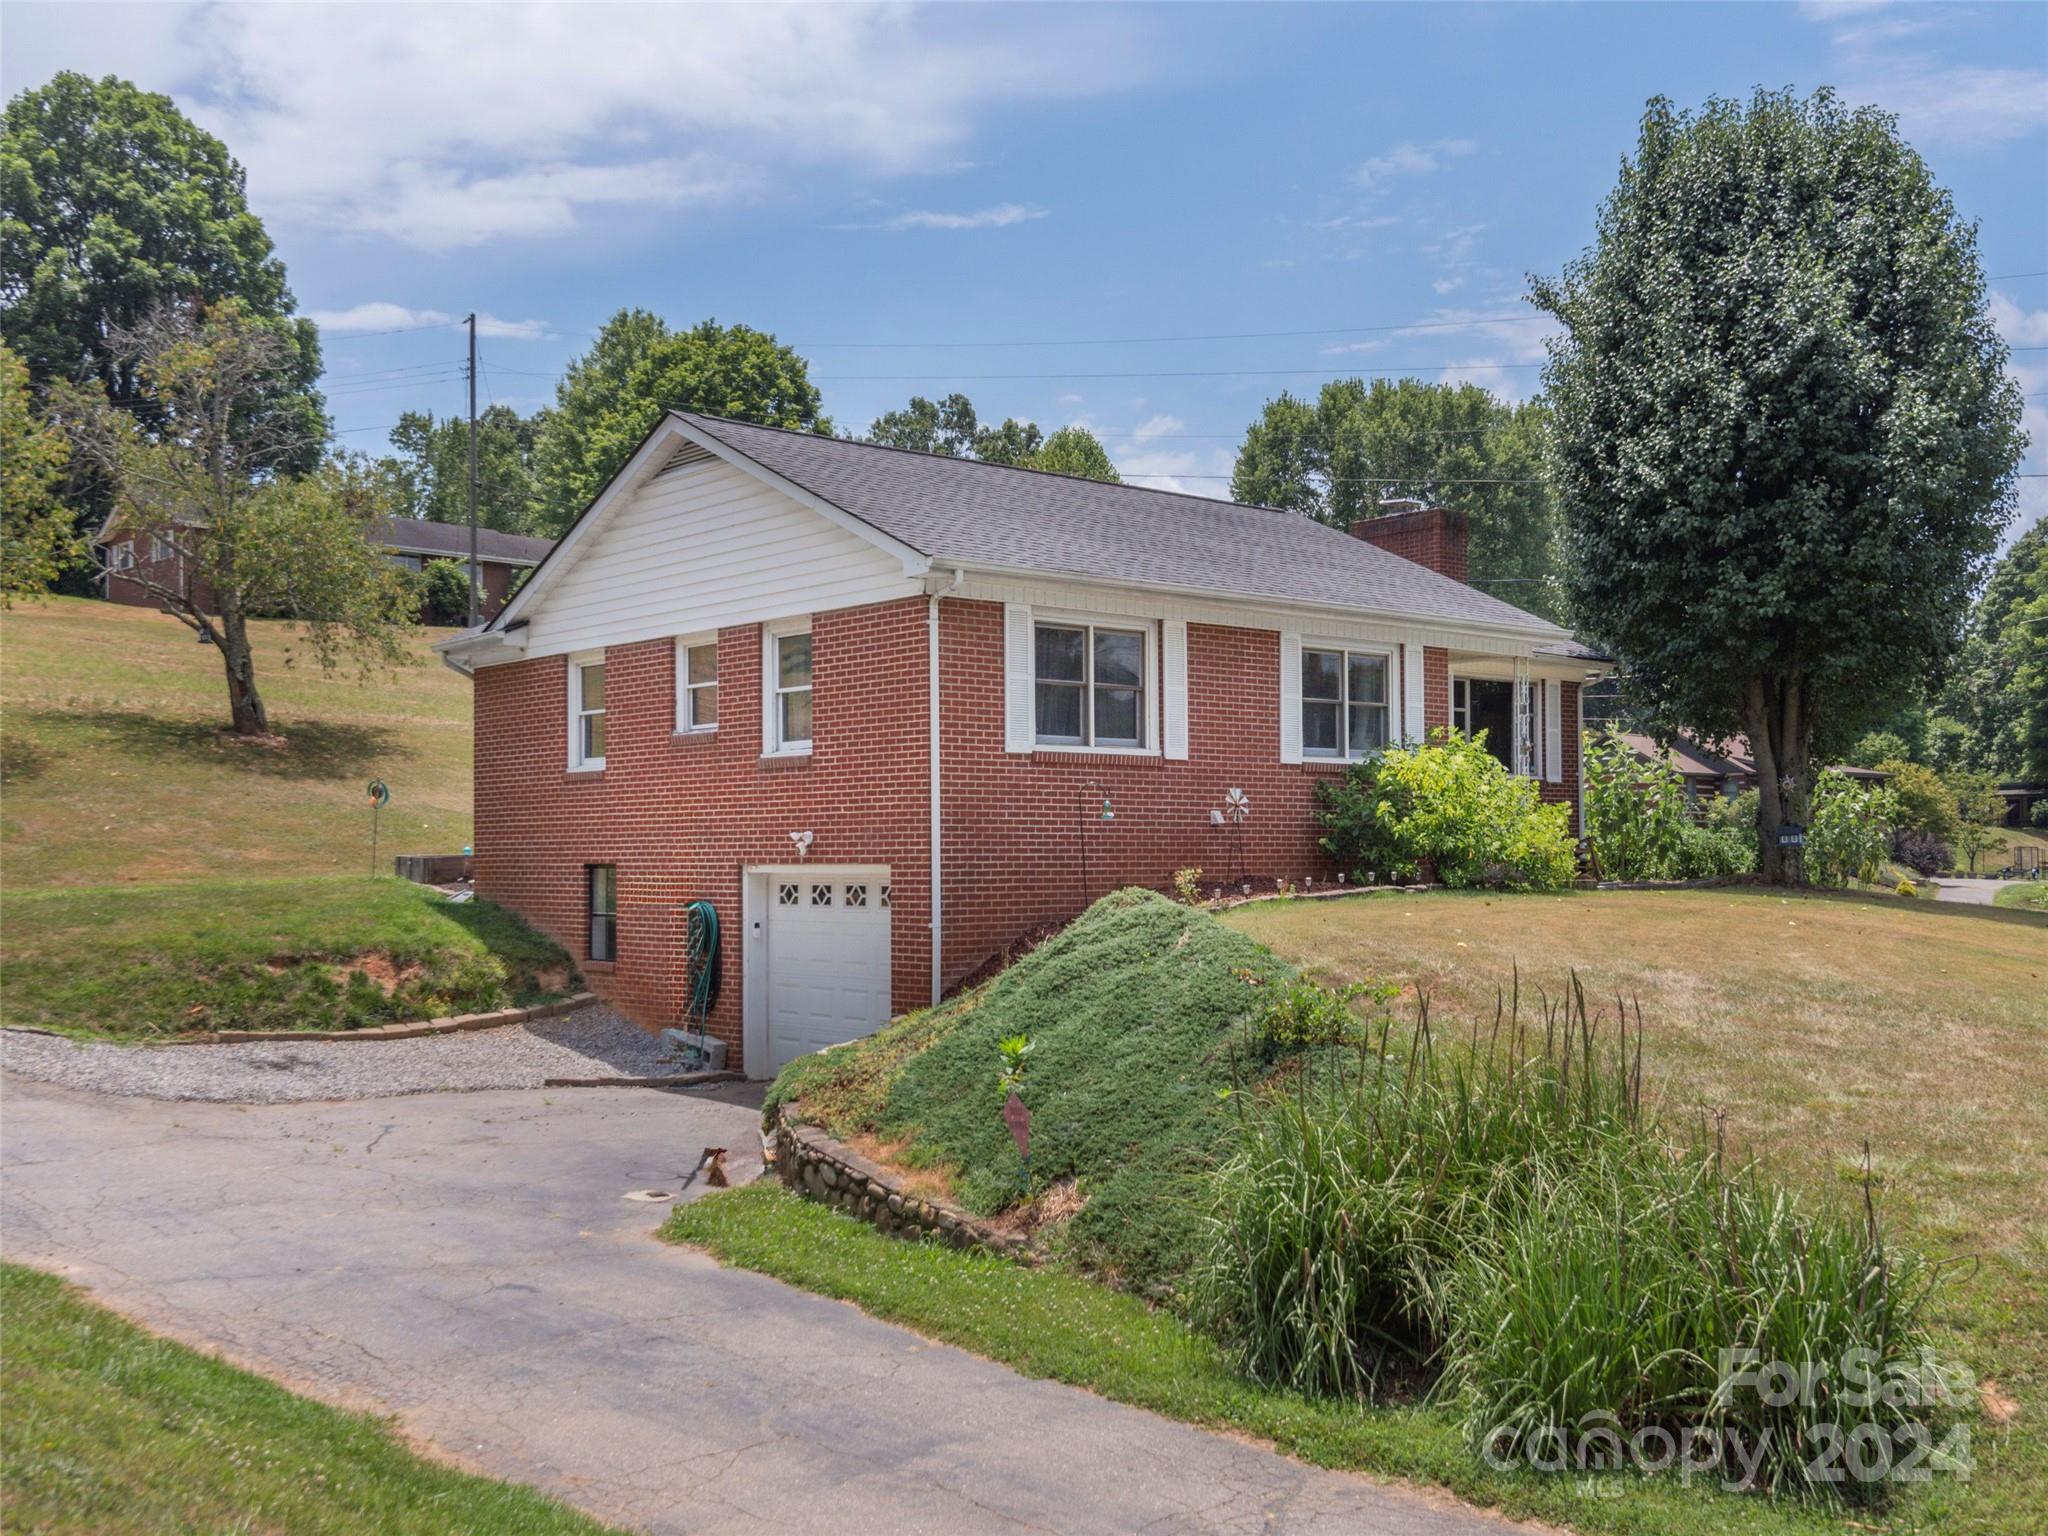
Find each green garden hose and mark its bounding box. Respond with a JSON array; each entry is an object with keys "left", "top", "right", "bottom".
[{"left": 683, "top": 899, "right": 720, "bottom": 1030}]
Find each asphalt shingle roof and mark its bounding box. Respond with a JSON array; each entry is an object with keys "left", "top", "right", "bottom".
[
  {"left": 675, "top": 412, "right": 1565, "bottom": 636},
  {"left": 372, "top": 516, "right": 553, "bottom": 566}
]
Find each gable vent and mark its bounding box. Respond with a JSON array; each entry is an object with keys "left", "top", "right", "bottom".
[{"left": 653, "top": 441, "right": 715, "bottom": 477}]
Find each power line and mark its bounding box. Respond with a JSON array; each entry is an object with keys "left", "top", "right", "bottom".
[
  {"left": 313, "top": 320, "right": 464, "bottom": 342},
  {"left": 791, "top": 312, "right": 1554, "bottom": 351},
  {"left": 814, "top": 361, "right": 1551, "bottom": 383}
]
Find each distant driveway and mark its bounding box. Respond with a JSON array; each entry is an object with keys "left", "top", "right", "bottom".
[
  {"left": 1932, "top": 877, "right": 2006, "bottom": 905},
  {"left": 1, "top": 1077, "right": 1528, "bottom": 1536}
]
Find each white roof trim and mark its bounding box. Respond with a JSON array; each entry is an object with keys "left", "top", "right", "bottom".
[{"left": 488, "top": 414, "right": 930, "bottom": 633}]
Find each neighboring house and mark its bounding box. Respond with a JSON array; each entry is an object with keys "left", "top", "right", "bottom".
[
  {"left": 94, "top": 514, "right": 553, "bottom": 621},
  {"left": 439, "top": 412, "right": 1611, "bottom": 1077},
  {"left": 1620, "top": 732, "right": 1889, "bottom": 811}
]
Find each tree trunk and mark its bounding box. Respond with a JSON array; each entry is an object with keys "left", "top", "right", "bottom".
[
  {"left": 218, "top": 603, "right": 270, "bottom": 737},
  {"left": 1744, "top": 674, "right": 1811, "bottom": 885}
]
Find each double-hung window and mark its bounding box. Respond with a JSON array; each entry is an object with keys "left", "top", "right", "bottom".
[
  {"left": 677, "top": 637, "right": 717, "bottom": 732},
  {"left": 1301, "top": 647, "right": 1390, "bottom": 759},
  {"left": 149, "top": 534, "right": 175, "bottom": 563},
  {"left": 568, "top": 651, "right": 606, "bottom": 770},
  {"left": 587, "top": 865, "right": 616, "bottom": 962},
  {"left": 108, "top": 540, "right": 135, "bottom": 573},
  {"left": 768, "top": 625, "right": 812, "bottom": 754},
  {"left": 1035, "top": 622, "right": 1146, "bottom": 749}
]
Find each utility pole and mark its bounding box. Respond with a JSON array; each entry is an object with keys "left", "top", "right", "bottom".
[{"left": 465, "top": 312, "right": 480, "bottom": 627}]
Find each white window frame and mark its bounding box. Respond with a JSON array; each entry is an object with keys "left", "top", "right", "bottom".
[
  {"left": 1298, "top": 641, "right": 1394, "bottom": 762},
  {"left": 762, "top": 617, "right": 813, "bottom": 758},
  {"left": 148, "top": 534, "right": 175, "bottom": 563},
  {"left": 674, "top": 633, "right": 718, "bottom": 734},
  {"left": 108, "top": 540, "right": 136, "bottom": 573},
  {"left": 567, "top": 649, "right": 606, "bottom": 772},
  {"left": 1030, "top": 612, "right": 1157, "bottom": 755}
]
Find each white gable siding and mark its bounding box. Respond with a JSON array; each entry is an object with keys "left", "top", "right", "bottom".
[{"left": 520, "top": 455, "right": 921, "bottom": 659}]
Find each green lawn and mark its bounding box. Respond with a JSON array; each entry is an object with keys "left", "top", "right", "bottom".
[
  {"left": 1993, "top": 881, "right": 2048, "bottom": 912},
  {"left": 0, "top": 1263, "right": 617, "bottom": 1536},
  {"left": 0, "top": 594, "right": 473, "bottom": 888},
  {"left": 1, "top": 875, "right": 574, "bottom": 1039}
]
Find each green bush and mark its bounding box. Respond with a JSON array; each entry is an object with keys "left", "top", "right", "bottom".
[
  {"left": 1672, "top": 822, "right": 1755, "bottom": 878},
  {"left": 416, "top": 558, "right": 472, "bottom": 625},
  {"left": 1252, "top": 977, "right": 1396, "bottom": 1056},
  {"left": 1582, "top": 725, "right": 1690, "bottom": 878},
  {"left": 1198, "top": 994, "right": 1946, "bottom": 1503},
  {"left": 1316, "top": 731, "right": 1576, "bottom": 891},
  {"left": 1807, "top": 775, "right": 1899, "bottom": 888},
  {"left": 1877, "top": 759, "right": 1958, "bottom": 840}
]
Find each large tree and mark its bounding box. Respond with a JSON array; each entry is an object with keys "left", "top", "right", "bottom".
[
  {"left": 1, "top": 72, "right": 322, "bottom": 447},
  {"left": 380, "top": 405, "right": 544, "bottom": 537},
  {"left": 1230, "top": 378, "right": 1560, "bottom": 619},
  {"left": 533, "top": 311, "right": 825, "bottom": 529},
  {"left": 61, "top": 303, "right": 415, "bottom": 737},
  {"left": 1, "top": 341, "right": 82, "bottom": 601},
  {"left": 1533, "top": 89, "right": 2025, "bottom": 882},
  {"left": 1923, "top": 520, "right": 2047, "bottom": 778},
  {"left": 864, "top": 393, "right": 1119, "bottom": 481}
]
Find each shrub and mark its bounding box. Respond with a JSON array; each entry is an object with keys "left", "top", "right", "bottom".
[
  {"left": 1672, "top": 822, "right": 1754, "bottom": 877},
  {"left": 1847, "top": 730, "right": 1912, "bottom": 770},
  {"left": 2034, "top": 798, "right": 2048, "bottom": 829},
  {"left": 1582, "top": 725, "right": 1689, "bottom": 879},
  {"left": 1198, "top": 990, "right": 1945, "bottom": 1502},
  {"left": 1251, "top": 977, "right": 1396, "bottom": 1056},
  {"left": 1316, "top": 731, "right": 1576, "bottom": 891},
  {"left": 416, "top": 558, "right": 472, "bottom": 625},
  {"left": 1171, "top": 866, "right": 1205, "bottom": 905},
  {"left": 1704, "top": 786, "right": 1760, "bottom": 835},
  {"left": 1807, "top": 776, "right": 1898, "bottom": 888},
  {"left": 1890, "top": 827, "right": 1953, "bottom": 877},
  {"left": 1876, "top": 759, "right": 1958, "bottom": 840}
]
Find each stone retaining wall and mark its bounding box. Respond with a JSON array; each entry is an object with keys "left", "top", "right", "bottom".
[
  {"left": 163, "top": 992, "right": 599, "bottom": 1045},
  {"left": 773, "top": 1107, "right": 1026, "bottom": 1256}
]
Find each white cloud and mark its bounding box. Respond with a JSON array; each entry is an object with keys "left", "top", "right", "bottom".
[
  {"left": 1433, "top": 275, "right": 1466, "bottom": 296},
  {"left": 881, "top": 202, "right": 1048, "bottom": 232},
  {"left": 1991, "top": 292, "right": 2048, "bottom": 348},
  {"left": 1104, "top": 415, "right": 1233, "bottom": 498},
  {"left": 1842, "top": 66, "right": 2048, "bottom": 147},
  {"left": 0, "top": 3, "right": 1142, "bottom": 250},
  {"left": 305, "top": 303, "right": 547, "bottom": 340},
  {"left": 1355, "top": 138, "right": 1476, "bottom": 191}
]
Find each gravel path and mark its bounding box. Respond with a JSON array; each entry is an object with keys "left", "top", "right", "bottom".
[{"left": 0, "top": 1005, "right": 706, "bottom": 1104}]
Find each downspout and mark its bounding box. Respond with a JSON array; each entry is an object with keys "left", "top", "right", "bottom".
[{"left": 927, "top": 568, "right": 962, "bottom": 1005}]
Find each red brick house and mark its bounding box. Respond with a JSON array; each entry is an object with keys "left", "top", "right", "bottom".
[
  {"left": 95, "top": 514, "right": 551, "bottom": 621},
  {"left": 440, "top": 412, "right": 1607, "bottom": 1077}
]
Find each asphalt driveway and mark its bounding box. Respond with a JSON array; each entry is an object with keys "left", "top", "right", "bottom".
[{"left": 1, "top": 1075, "right": 1529, "bottom": 1536}]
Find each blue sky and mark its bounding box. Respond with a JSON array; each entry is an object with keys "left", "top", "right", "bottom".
[{"left": 7, "top": 2, "right": 2045, "bottom": 533}]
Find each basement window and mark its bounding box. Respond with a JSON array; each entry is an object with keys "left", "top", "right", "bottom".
[{"left": 587, "top": 865, "right": 617, "bottom": 962}]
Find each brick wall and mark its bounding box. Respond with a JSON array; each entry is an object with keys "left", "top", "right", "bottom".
[
  {"left": 473, "top": 596, "right": 935, "bottom": 1071},
  {"left": 471, "top": 596, "right": 1585, "bottom": 1072},
  {"left": 936, "top": 601, "right": 1350, "bottom": 991}
]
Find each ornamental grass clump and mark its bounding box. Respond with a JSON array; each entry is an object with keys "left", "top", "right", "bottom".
[{"left": 1198, "top": 977, "right": 1951, "bottom": 1503}]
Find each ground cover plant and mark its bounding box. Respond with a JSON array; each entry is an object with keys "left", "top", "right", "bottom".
[
  {"left": 0, "top": 595, "right": 474, "bottom": 888},
  {"left": 769, "top": 887, "right": 1290, "bottom": 1290},
  {"left": 0, "top": 1264, "right": 618, "bottom": 1536},
  {"left": 1, "top": 875, "right": 573, "bottom": 1039}
]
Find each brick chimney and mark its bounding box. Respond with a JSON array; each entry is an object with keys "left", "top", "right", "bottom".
[{"left": 1350, "top": 503, "right": 1469, "bottom": 584}]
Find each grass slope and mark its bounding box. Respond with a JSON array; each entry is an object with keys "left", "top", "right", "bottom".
[
  {"left": 2, "top": 876, "right": 573, "bottom": 1039},
  {"left": 770, "top": 887, "right": 1284, "bottom": 1289},
  {"left": 1, "top": 595, "right": 473, "bottom": 888},
  {"left": 1993, "top": 881, "right": 2048, "bottom": 912},
  {"left": 0, "top": 1264, "right": 617, "bottom": 1536}
]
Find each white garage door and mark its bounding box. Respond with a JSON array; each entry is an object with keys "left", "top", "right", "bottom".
[{"left": 765, "top": 871, "right": 892, "bottom": 1073}]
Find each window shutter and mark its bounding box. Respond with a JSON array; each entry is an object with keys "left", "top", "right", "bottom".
[
  {"left": 1003, "top": 603, "right": 1034, "bottom": 754},
  {"left": 1162, "top": 619, "right": 1189, "bottom": 760},
  {"left": 1401, "top": 643, "right": 1426, "bottom": 743},
  {"left": 1543, "top": 679, "right": 1564, "bottom": 782},
  {"left": 1278, "top": 630, "right": 1303, "bottom": 764}
]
